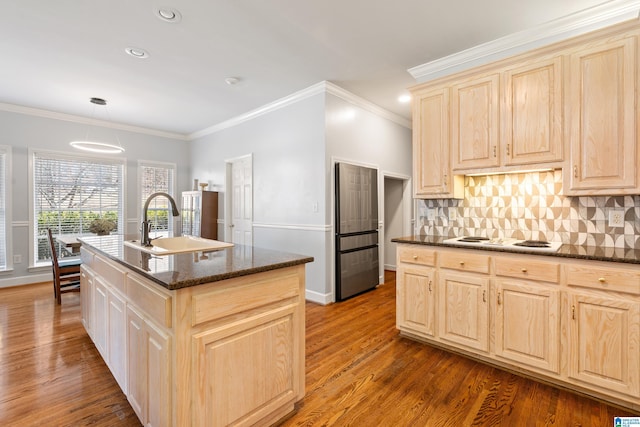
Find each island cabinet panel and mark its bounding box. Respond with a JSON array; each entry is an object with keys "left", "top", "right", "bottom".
[
  {"left": 192, "top": 303, "right": 297, "bottom": 427},
  {"left": 567, "top": 292, "right": 640, "bottom": 398},
  {"left": 396, "top": 265, "right": 436, "bottom": 337},
  {"left": 81, "top": 243, "right": 308, "bottom": 427},
  {"left": 494, "top": 279, "right": 560, "bottom": 374},
  {"left": 80, "top": 266, "right": 94, "bottom": 337}
]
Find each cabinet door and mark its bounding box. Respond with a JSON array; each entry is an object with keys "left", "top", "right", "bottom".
[
  {"left": 502, "top": 56, "right": 563, "bottom": 166},
  {"left": 146, "top": 320, "right": 170, "bottom": 427},
  {"left": 566, "top": 34, "right": 639, "bottom": 194},
  {"left": 108, "top": 288, "right": 127, "bottom": 394},
  {"left": 127, "top": 306, "right": 146, "bottom": 423},
  {"left": 93, "top": 278, "right": 109, "bottom": 360},
  {"left": 192, "top": 304, "right": 297, "bottom": 427},
  {"left": 452, "top": 73, "right": 500, "bottom": 170},
  {"left": 80, "top": 266, "right": 94, "bottom": 337},
  {"left": 438, "top": 271, "right": 490, "bottom": 353},
  {"left": 396, "top": 265, "right": 436, "bottom": 337},
  {"left": 495, "top": 280, "right": 560, "bottom": 373},
  {"left": 412, "top": 87, "right": 462, "bottom": 199},
  {"left": 127, "top": 306, "right": 171, "bottom": 427},
  {"left": 568, "top": 292, "right": 640, "bottom": 398}
]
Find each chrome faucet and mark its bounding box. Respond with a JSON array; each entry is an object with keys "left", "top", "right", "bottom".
[{"left": 141, "top": 192, "right": 180, "bottom": 246}]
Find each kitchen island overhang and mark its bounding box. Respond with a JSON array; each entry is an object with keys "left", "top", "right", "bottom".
[{"left": 78, "top": 234, "right": 313, "bottom": 427}]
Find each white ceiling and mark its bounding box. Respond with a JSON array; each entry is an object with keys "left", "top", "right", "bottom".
[{"left": 0, "top": 0, "right": 616, "bottom": 136}]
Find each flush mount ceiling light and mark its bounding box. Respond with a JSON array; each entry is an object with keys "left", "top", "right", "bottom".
[
  {"left": 225, "top": 77, "right": 240, "bottom": 85},
  {"left": 125, "top": 47, "right": 149, "bottom": 59},
  {"left": 155, "top": 7, "right": 182, "bottom": 23},
  {"left": 69, "top": 97, "right": 125, "bottom": 154}
]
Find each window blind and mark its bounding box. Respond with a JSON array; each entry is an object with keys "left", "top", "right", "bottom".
[
  {"left": 139, "top": 162, "right": 175, "bottom": 234},
  {"left": 33, "top": 152, "right": 124, "bottom": 263}
]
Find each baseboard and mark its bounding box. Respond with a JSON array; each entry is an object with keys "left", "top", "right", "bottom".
[
  {"left": 0, "top": 273, "right": 51, "bottom": 288},
  {"left": 305, "top": 289, "right": 332, "bottom": 305}
]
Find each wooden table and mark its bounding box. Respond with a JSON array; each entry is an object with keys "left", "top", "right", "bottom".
[{"left": 55, "top": 235, "right": 82, "bottom": 254}]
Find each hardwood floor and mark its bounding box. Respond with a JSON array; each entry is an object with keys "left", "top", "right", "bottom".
[{"left": 0, "top": 273, "right": 634, "bottom": 426}]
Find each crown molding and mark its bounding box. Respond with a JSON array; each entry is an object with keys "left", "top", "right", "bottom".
[
  {"left": 408, "top": 0, "right": 640, "bottom": 83},
  {"left": 0, "top": 102, "right": 189, "bottom": 141},
  {"left": 189, "top": 81, "right": 411, "bottom": 140}
]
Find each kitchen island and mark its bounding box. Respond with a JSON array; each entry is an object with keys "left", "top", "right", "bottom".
[
  {"left": 78, "top": 234, "right": 313, "bottom": 427},
  {"left": 392, "top": 235, "right": 640, "bottom": 412}
]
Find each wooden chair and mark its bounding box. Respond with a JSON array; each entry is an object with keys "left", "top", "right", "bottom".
[{"left": 46, "top": 229, "right": 81, "bottom": 304}]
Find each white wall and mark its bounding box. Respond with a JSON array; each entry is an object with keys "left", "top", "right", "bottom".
[
  {"left": 384, "top": 177, "right": 404, "bottom": 270},
  {"left": 189, "top": 93, "right": 329, "bottom": 301},
  {"left": 0, "top": 109, "right": 190, "bottom": 286},
  {"left": 325, "top": 93, "right": 412, "bottom": 296}
]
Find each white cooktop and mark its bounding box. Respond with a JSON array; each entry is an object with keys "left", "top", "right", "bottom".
[{"left": 442, "top": 237, "right": 563, "bottom": 253}]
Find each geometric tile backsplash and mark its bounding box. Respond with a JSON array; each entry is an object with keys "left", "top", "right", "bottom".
[{"left": 417, "top": 170, "right": 640, "bottom": 249}]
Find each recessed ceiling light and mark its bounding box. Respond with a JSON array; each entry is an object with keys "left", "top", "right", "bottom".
[
  {"left": 225, "top": 77, "right": 240, "bottom": 86},
  {"left": 125, "top": 47, "right": 149, "bottom": 59},
  {"left": 398, "top": 94, "right": 411, "bottom": 103},
  {"left": 155, "top": 7, "right": 182, "bottom": 23}
]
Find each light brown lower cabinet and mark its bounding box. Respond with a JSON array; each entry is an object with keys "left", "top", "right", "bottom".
[
  {"left": 396, "top": 244, "right": 640, "bottom": 411},
  {"left": 80, "top": 247, "right": 306, "bottom": 427}
]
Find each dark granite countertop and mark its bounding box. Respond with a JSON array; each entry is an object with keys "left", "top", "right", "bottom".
[
  {"left": 79, "top": 234, "right": 314, "bottom": 290},
  {"left": 392, "top": 235, "right": 640, "bottom": 265}
]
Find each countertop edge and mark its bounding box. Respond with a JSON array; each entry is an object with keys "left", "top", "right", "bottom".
[
  {"left": 392, "top": 236, "right": 640, "bottom": 265},
  {"left": 79, "top": 237, "right": 314, "bottom": 290}
]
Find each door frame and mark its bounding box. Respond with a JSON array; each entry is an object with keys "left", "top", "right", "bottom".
[{"left": 224, "top": 153, "right": 253, "bottom": 244}]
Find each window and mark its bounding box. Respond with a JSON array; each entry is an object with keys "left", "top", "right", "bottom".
[
  {"left": 138, "top": 161, "right": 176, "bottom": 235},
  {"left": 32, "top": 150, "right": 124, "bottom": 265},
  {"left": 0, "top": 146, "right": 10, "bottom": 271}
]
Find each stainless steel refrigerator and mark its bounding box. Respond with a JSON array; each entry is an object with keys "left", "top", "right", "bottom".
[{"left": 335, "top": 163, "right": 379, "bottom": 301}]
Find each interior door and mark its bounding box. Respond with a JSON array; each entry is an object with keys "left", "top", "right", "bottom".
[{"left": 227, "top": 155, "right": 253, "bottom": 246}]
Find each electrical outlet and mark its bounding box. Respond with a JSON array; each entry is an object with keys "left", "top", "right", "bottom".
[
  {"left": 427, "top": 208, "right": 436, "bottom": 221},
  {"left": 13, "top": 254, "right": 22, "bottom": 264},
  {"left": 608, "top": 210, "right": 624, "bottom": 227},
  {"left": 448, "top": 209, "right": 457, "bottom": 221}
]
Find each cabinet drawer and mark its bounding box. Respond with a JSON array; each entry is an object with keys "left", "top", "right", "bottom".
[
  {"left": 440, "top": 251, "right": 490, "bottom": 274},
  {"left": 94, "top": 255, "right": 127, "bottom": 292},
  {"left": 126, "top": 273, "right": 173, "bottom": 328},
  {"left": 398, "top": 245, "right": 436, "bottom": 266},
  {"left": 495, "top": 258, "right": 560, "bottom": 283},
  {"left": 567, "top": 264, "right": 640, "bottom": 295}
]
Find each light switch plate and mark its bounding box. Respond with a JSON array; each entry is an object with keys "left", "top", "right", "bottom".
[
  {"left": 608, "top": 210, "right": 624, "bottom": 227},
  {"left": 448, "top": 209, "right": 457, "bottom": 220},
  {"left": 427, "top": 209, "right": 436, "bottom": 221}
]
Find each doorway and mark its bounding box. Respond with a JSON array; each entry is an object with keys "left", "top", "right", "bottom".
[
  {"left": 383, "top": 174, "right": 411, "bottom": 271},
  {"left": 225, "top": 154, "right": 253, "bottom": 245}
]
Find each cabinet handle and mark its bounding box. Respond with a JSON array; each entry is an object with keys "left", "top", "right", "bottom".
[
  {"left": 598, "top": 277, "right": 606, "bottom": 283},
  {"left": 443, "top": 173, "right": 448, "bottom": 186},
  {"left": 506, "top": 144, "right": 510, "bottom": 156},
  {"left": 573, "top": 165, "right": 578, "bottom": 178},
  {"left": 493, "top": 146, "right": 497, "bottom": 158},
  {"left": 572, "top": 305, "right": 576, "bottom": 320},
  {"left": 428, "top": 280, "right": 432, "bottom": 293},
  {"left": 413, "top": 255, "right": 418, "bottom": 260},
  {"left": 482, "top": 290, "right": 486, "bottom": 303},
  {"left": 497, "top": 292, "right": 501, "bottom": 305},
  {"left": 521, "top": 268, "right": 527, "bottom": 273},
  {"left": 459, "top": 261, "right": 465, "bottom": 267}
]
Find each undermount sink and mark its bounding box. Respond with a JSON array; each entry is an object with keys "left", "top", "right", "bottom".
[{"left": 124, "top": 236, "right": 234, "bottom": 255}]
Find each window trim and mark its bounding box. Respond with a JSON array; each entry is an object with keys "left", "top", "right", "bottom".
[
  {"left": 0, "top": 145, "right": 12, "bottom": 271},
  {"left": 29, "top": 148, "right": 126, "bottom": 267},
  {"left": 137, "top": 159, "right": 177, "bottom": 233}
]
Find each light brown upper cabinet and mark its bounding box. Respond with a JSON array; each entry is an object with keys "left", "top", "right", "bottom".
[
  {"left": 565, "top": 32, "right": 640, "bottom": 195},
  {"left": 411, "top": 85, "right": 463, "bottom": 199},
  {"left": 451, "top": 73, "right": 500, "bottom": 170},
  {"left": 502, "top": 56, "right": 564, "bottom": 166}
]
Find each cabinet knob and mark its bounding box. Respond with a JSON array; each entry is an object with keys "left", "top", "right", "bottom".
[
  {"left": 598, "top": 277, "right": 606, "bottom": 283},
  {"left": 521, "top": 268, "right": 528, "bottom": 273},
  {"left": 459, "top": 261, "right": 465, "bottom": 266},
  {"left": 413, "top": 255, "right": 418, "bottom": 260}
]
